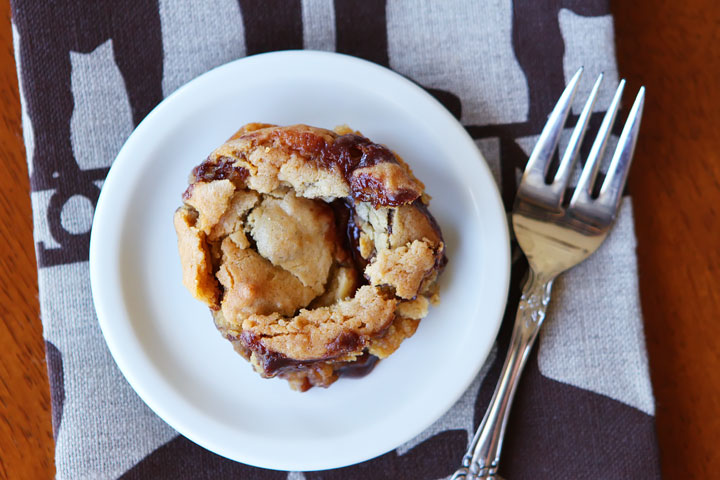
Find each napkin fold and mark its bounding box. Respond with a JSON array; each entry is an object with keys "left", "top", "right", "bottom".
[{"left": 11, "top": 0, "right": 661, "bottom": 478}]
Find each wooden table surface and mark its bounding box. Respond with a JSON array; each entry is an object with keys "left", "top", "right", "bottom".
[{"left": 0, "top": 1, "right": 718, "bottom": 478}]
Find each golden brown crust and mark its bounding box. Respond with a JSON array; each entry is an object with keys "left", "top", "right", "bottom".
[
  {"left": 202, "top": 124, "right": 425, "bottom": 206},
  {"left": 389, "top": 204, "right": 442, "bottom": 248},
  {"left": 208, "top": 189, "right": 259, "bottom": 241},
  {"left": 173, "top": 207, "right": 219, "bottom": 308},
  {"left": 174, "top": 123, "right": 446, "bottom": 390},
  {"left": 209, "top": 125, "right": 348, "bottom": 198},
  {"left": 239, "top": 285, "right": 396, "bottom": 361},
  {"left": 364, "top": 239, "right": 440, "bottom": 300},
  {"left": 227, "top": 122, "right": 276, "bottom": 141},
  {"left": 184, "top": 179, "right": 236, "bottom": 234},
  {"left": 368, "top": 317, "right": 421, "bottom": 358},
  {"left": 396, "top": 296, "right": 430, "bottom": 320}
]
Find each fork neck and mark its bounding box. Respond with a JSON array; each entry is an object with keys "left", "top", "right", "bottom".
[
  {"left": 517, "top": 269, "right": 554, "bottom": 335},
  {"left": 524, "top": 268, "right": 555, "bottom": 296}
]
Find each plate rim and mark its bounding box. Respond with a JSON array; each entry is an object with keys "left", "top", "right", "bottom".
[{"left": 89, "top": 50, "right": 510, "bottom": 471}]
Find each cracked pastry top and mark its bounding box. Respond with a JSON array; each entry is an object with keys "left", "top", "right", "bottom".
[{"left": 174, "top": 123, "right": 447, "bottom": 391}]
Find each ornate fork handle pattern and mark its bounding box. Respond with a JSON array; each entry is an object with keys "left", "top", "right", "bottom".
[{"left": 451, "top": 270, "right": 553, "bottom": 480}]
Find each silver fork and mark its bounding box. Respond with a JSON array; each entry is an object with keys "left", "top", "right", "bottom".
[{"left": 451, "top": 68, "right": 645, "bottom": 480}]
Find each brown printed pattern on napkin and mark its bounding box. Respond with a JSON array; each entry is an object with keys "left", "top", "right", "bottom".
[
  {"left": 12, "top": 0, "right": 163, "bottom": 267},
  {"left": 10, "top": 0, "right": 661, "bottom": 478}
]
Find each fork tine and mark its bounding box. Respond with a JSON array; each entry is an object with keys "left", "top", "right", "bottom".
[
  {"left": 521, "top": 67, "right": 583, "bottom": 187},
  {"left": 596, "top": 87, "right": 646, "bottom": 212},
  {"left": 552, "top": 74, "right": 603, "bottom": 192},
  {"left": 569, "top": 79, "right": 626, "bottom": 208}
]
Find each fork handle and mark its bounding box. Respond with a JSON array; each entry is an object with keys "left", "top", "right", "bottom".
[{"left": 451, "top": 269, "right": 553, "bottom": 480}]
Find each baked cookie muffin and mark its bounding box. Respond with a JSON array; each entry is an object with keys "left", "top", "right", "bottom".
[{"left": 174, "top": 123, "right": 446, "bottom": 391}]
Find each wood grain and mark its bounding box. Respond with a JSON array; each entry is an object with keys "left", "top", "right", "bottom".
[
  {"left": 0, "top": 0, "right": 718, "bottom": 478},
  {"left": 613, "top": 0, "right": 720, "bottom": 477},
  {"left": 0, "top": 3, "right": 55, "bottom": 479}
]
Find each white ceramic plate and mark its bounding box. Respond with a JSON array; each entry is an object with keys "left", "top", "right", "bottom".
[{"left": 90, "top": 51, "right": 510, "bottom": 471}]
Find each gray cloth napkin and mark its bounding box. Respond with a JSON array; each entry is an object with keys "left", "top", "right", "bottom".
[{"left": 11, "top": 0, "right": 661, "bottom": 478}]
